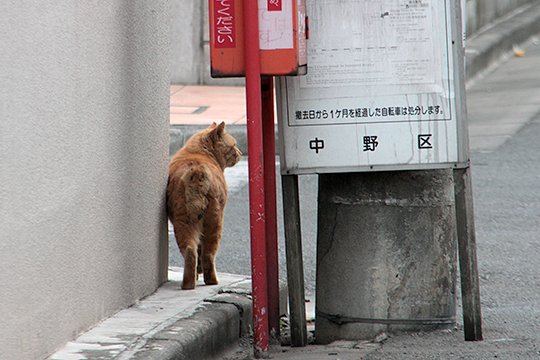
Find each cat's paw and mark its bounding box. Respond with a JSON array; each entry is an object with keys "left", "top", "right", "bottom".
[
  {"left": 204, "top": 273, "right": 219, "bottom": 286},
  {"left": 181, "top": 281, "right": 196, "bottom": 290}
]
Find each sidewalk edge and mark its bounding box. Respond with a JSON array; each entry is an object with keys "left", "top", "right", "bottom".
[
  {"left": 465, "top": 2, "right": 540, "bottom": 83},
  {"left": 129, "top": 302, "right": 242, "bottom": 360}
]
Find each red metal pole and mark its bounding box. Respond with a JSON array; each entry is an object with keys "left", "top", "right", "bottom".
[
  {"left": 261, "top": 76, "right": 280, "bottom": 338},
  {"left": 243, "top": 0, "right": 269, "bottom": 357}
]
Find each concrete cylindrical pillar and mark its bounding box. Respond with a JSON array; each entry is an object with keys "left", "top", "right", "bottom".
[{"left": 315, "top": 170, "right": 457, "bottom": 343}]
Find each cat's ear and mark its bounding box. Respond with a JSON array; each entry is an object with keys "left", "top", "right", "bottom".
[
  {"left": 209, "top": 121, "right": 225, "bottom": 142},
  {"left": 208, "top": 122, "right": 218, "bottom": 129},
  {"left": 216, "top": 121, "right": 225, "bottom": 135}
]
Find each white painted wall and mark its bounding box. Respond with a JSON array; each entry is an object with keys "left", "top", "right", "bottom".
[
  {"left": 0, "top": 2, "right": 169, "bottom": 359},
  {"left": 170, "top": 0, "right": 203, "bottom": 84},
  {"left": 169, "top": 0, "right": 244, "bottom": 86}
]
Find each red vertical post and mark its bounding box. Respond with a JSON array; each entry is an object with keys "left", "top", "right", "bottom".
[
  {"left": 261, "top": 76, "right": 280, "bottom": 338},
  {"left": 243, "top": 0, "right": 269, "bottom": 357}
]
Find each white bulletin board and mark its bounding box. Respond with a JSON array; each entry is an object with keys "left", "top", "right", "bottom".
[{"left": 277, "top": 0, "right": 469, "bottom": 174}]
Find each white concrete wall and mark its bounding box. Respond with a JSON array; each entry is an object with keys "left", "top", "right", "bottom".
[
  {"left": 169, "top": 0, "right": 243, "bottom": 86},
  {"left": 170, "top": 0, "right": 203, "bottom": 83},
  {"left": 0, "top": 2, "right": 169, "bottom": 359}
]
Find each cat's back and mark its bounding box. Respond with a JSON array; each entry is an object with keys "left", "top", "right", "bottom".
[
  {"left": 168, "top": 149, "right": 226, "bottom": 197},
  {"left": 169, "top": 150, "right": 222, "bottom": 179}
]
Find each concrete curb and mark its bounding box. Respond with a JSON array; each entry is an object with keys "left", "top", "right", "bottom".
[
  {"left": 131, "top": 302, "right": 241, "bottom": 360},
  {"left": 129, "top": 280, "right": 287, "bottom": 359},
  {"left": 47, "top": 271, "right": 259, "bottom": 360},
  {"left": 169, "top": 4, "right": 540, "bottom": 156},
  {"left": 465, "top": 2, "right": 540, "bottom": 83}
]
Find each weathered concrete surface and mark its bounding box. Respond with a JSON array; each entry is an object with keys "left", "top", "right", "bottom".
[
  {"left": 0, "top": 2, "right": 170, "bottom": 359},
  {"left": 49, "top": 268, "right": 288, "bottom": 360},
  {"left": 169, "top": 1, "right": 202, "bottom": 84},
  {"left": 464, "top": 0, "right": 537, "bottom": 36},
  {"left": 315, "top": 170, "right": 457, "bottom": 343},
  {"left": 133, "top": 303, "right": 240, "bottom": 360},
  {"left": 47, "top": 268, "right": 249, "bottom": 359},
  {"left": 465, "top": 2, "right": 540, "bottom": 82}
]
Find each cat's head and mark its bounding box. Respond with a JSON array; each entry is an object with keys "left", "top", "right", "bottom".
[{"left": 204, "top": 122, "right": 242, "bottom": 168}]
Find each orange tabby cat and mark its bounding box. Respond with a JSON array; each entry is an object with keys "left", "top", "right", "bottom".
[{"left": 167, "top": 122, "right": 242, "bottom": 290}]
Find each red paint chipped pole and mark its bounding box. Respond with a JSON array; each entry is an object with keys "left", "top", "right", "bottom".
[
  {"left": 243, "top": 0, "right": 269, "bottom": 357},
  {"left": 261, "top": 76, "right": 280, "bottom": 338}
]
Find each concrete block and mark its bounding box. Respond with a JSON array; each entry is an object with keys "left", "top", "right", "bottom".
[{"left": 315, "top": 170, "right": 457, "bottom": 343}]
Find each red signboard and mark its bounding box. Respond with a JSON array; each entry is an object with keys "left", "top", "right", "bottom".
[
  {"left": 268, "top": 0, "right": 282, "bottom": 11},
  {"left": 209, "top": 0, "right": 307, "bottom": 76},
  {"left": 213, "top": 0, "right": 236, "bottom": 48}
]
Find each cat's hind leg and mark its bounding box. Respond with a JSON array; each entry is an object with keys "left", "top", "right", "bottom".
[
  {"left": 181, "top": 244, "right": 198, "bottom": 289},
  {"left": 197, "top": 245, "right": 203, "bottom": 279},
  {"left": 173, "top": 222, "right": 200, "bottom": 290},
  {"left": 201, "top": 201, "right": 223, "bottom": 286}
]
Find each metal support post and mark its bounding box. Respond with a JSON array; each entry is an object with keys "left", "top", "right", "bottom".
[
  {"left": 262, "top": 76, "right": 280, "bottom": 339},
  {"left": 243, "top": 0, "right": 269, "bottom": 356},
  {"left": 454, "top": 167, "right": 483, "bottom": 341},
  {"left": 282, "top": 174, "right": 308, "bottom": 347}
]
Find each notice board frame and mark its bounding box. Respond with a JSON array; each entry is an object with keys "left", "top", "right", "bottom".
[{"left": 276, "top": 0, "right": 469, "bottom": 175}]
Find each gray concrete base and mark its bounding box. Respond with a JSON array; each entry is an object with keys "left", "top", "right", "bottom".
[{"left": 315, "top": 170, "right": 458, "bottom": 343}]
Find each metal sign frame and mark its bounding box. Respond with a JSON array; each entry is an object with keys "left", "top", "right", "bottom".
[{"left": 277, "top": 0, "right": 469, "bottom": 174}]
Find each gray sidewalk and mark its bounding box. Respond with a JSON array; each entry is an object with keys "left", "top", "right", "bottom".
[
  {"left": 49, "top": 3, "right": 540, "bottom": 359},
  {"left": 48, "top": 268, "right": 250, "bottom": 359},
  {"left": 49, "top": 268, "right": 287, "bottom": 360}
]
